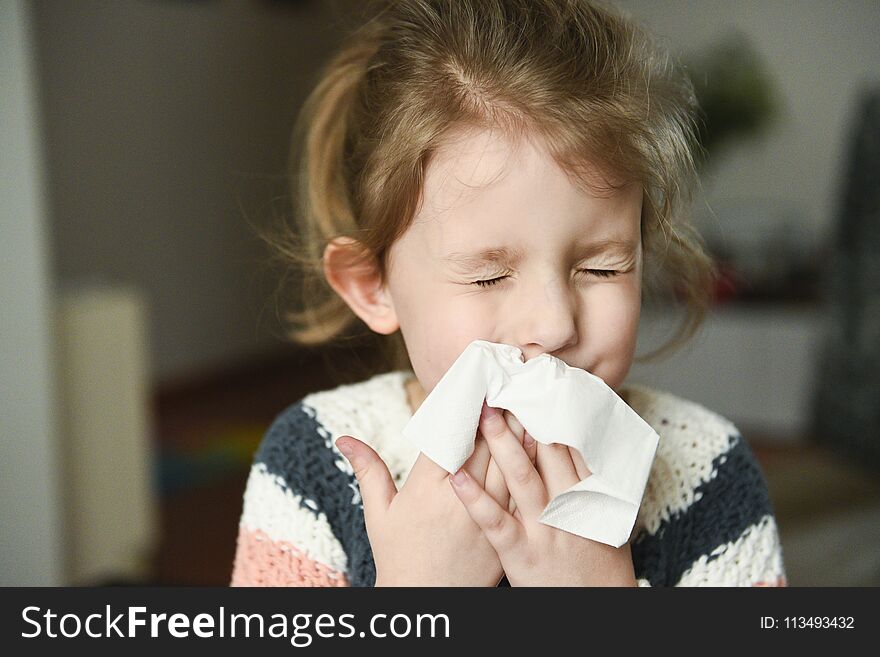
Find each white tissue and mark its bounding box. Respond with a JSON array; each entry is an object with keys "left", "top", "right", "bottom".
[{"left": 401, "top": 339, "right": 659, "bottom": 547}]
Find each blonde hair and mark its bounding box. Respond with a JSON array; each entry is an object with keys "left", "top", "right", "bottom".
[{"left": 264, "top": 0, "right": 718, "bottom": 375}]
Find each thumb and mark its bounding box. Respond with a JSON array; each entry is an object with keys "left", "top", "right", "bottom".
[{"left": 335, "top": 435, "right": 396, "bottom": 519}]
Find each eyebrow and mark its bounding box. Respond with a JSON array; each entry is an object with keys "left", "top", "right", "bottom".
[{"left": 442, "top": 238, "right": 639, "bottom": 270}]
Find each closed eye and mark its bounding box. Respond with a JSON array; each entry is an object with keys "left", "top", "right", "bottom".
[{"left": 472, "top": 269, "right": 620, "bottom": 288}]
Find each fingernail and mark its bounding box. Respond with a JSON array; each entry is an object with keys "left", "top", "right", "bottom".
[
  {"left": 336, "top": 437, "right": 354, "bottom": 458},
  {"left": 481, "top": 402, "right": 496, "bottom": 421},
  {"left": 450, "top": 468, "right": 469, "bottom": 487},
  {"left": 523, "top": 432, "right": 535, "bottom": 448}
]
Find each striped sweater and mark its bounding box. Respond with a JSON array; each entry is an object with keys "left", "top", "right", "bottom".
[{"left": 231, "top": 370, "right": 787, "bottom": 587}]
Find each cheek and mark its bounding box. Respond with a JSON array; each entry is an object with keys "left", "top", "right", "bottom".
[
  {"left": 395, "top": 279, "right": 496, "bottom": 391},
  {"left": 422, "top": 295, "right": 496, "bottom": 388},
  {"left": 580, "top": 283, "right": 640, "bottom": 387},
  {"left": 586, "top": 284, "right": 639, "bottom": 334}
]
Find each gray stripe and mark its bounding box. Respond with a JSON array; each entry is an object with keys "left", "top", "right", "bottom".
[
  {"left": 631, "top": 433, "right": 776, "bottom": 586},
  {"left": 254, "top": 400, "right": 376, "bottom": 586}
]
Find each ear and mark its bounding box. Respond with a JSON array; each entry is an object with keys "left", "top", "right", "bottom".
[{"left": 323, "top": 237, "right": 399, "bottom": 335}]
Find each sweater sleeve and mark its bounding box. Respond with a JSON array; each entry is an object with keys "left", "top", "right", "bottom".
[
  {"left": 672, "top": 431, "right": 788, "bottom": 586},
  {"left": 230, "top": 400, "right": 356, "bottom": 587},
  {"left": 633, "top": 431, "right": 787, "bottom": 586}
]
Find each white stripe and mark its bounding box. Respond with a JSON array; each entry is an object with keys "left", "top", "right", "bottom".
[
  {"left": 626, "top": 384, "right": 742, "bottom": 535},
  {"left": 675, "top": 515, "right": 786, "bottom": 586},
  {"left": 303, "top": 371, "right": 420, "bottom": 487},
  {"left": 238, "top": 464, "right": 348, "bottom": 575}
]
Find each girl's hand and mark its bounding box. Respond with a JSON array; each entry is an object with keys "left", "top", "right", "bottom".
[
  {"left": 335, "top": 408, "right": 535, "bottom": 587},
  {"left": 448, "top": 405, "right": 638, "bottom": 587}
]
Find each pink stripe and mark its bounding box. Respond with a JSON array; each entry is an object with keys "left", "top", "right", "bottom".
[
  {"left": 230, "top": 527, "right": 350, "bottom": 587},
  {"left": 754, "top": 575, "right": 787, "bottom": 587}
]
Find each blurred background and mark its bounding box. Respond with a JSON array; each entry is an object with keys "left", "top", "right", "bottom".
[{"left": 2, "top": 0, "right": 878, "bottom": 586}]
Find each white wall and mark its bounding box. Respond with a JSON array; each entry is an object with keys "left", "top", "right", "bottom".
[
  {"left": 617, "top": 1, "right": 880, "bottom": 438},
  {"left": 0, "top": 0, "right": 64, "bottom": 586},
  {"left": 630, "top": 306, "right": 825, "bottom": 439},
  {"left": 30, "top": 0, "right": 359, "bottom": 383},
  {"left": 29, "top": 1, "right": 879, "bottom": 385},
  {"left": 617, "top": 0, "right": 880, "bottom": 247}
]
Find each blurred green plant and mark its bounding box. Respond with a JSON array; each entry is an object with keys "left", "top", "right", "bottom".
[{"left": 684, "top": 32, "right": 779, "bottom": 165}]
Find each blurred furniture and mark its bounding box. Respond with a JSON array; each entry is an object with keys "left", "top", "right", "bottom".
[
  {"left": 812, "top": 86, "right": 880, "bottom": 470},
  {"left": 629, "top": 303, "right": 824, "bottom": 442},
  {"left": 759, "top": 442, "right": 880, "bottom": 586},
  {"left": 55, "top": 283, "right": 157, "bottom": 583}
]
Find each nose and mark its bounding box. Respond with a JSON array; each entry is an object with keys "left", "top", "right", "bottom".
[{"left": 512, "top": 273, "right": 579, "bottom": 362}]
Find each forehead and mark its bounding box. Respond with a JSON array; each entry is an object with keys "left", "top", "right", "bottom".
[{"left": 413, "top": 126, "right": 641, "bottom": 252}]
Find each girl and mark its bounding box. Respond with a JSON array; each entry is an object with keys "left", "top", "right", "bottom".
[{"left": 231, "top": 0, "right": 787, "bottom": 587}]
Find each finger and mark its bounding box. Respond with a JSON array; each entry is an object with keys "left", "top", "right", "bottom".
[
  {"left": 479, "top": 404, "right": 548, "bottom": 521},
  {"left": 509, "top": 430, "right": 539, "bottom": 515},
  {"left": 407, "top": 415, "right": 492, "bottom": 484},
  {"left": 462, "top": 432, "right": 492, "bottom": 486},
  {"left": 448, "top": 467, "right": 524, "bottom": 557},
  {"left": 502, "top": 409, "right": 525, "bottom": 442},
  {"left": 484, "top": 403, "right": 514, "bottom": 510},
  {"left": 404, "top": 449, "right": 454, "bottom": 485},
  {"left": 484, "top": 452, "right": 511, "bottom": 511},
  {"left": 523, "top": 430, "right": 538, "bottom": 468},
  {"left": 335, "top": 436, "right": 396, "bottom": 521},
  {"left": 568, "top": 446, "right": 592, "bottom": 480},
  {"left": 492, "top": 426, "right": 538, "bottom": 515},
  {"left": 535, "top": 442, "right": 581, "bottom": 498},
  {"left": 501, "top": 410, "right": 536, "bottom": 502}
]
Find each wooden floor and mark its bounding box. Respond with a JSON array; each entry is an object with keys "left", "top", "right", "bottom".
[
  {"left": 145, "top": 346, "right": 880, "bottom": 586},
  {"left": 748, "top": 439, "right": 880, "bottom": 586}
]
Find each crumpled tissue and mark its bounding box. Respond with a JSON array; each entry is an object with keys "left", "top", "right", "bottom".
[{"left": 401, "top": 339, "right": 659, "bottom": 547}]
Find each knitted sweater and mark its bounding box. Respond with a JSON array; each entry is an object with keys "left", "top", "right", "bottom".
[{"left": 231, "top": 370, "right": 788, "bottom": 587}]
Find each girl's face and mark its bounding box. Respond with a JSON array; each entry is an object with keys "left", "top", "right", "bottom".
[{"left": 384, "top": 126, "right": 643, "bottom": 401}]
